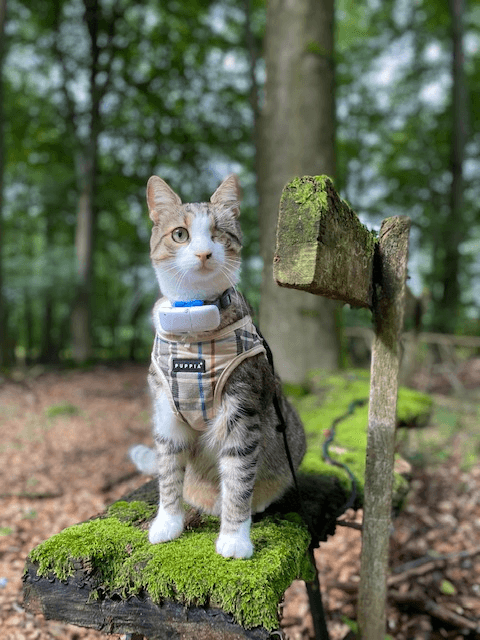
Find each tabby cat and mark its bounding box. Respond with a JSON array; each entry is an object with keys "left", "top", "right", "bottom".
[{"left": 129, "top": 174, "right": 306, "bottom": 559}]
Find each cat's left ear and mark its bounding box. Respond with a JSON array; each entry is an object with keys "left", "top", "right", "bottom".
[{"left": 210, "top": 174, "right": 241, "bottom": 219}]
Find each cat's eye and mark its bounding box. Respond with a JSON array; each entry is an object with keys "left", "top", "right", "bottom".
[{"left": 171, "top": 227, "right": 189, "bottom": 243}]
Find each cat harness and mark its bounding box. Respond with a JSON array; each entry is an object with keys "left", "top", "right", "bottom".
[{"left": 151, "top": 314, "right": 267, "bottom": 431}]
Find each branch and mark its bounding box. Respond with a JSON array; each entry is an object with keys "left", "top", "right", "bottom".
[
  {"left": 388, "top": 546, "right": 480, "bottom": 586},
  {"left": 389, "top": 589, "right": 480, "bottom": 633}
]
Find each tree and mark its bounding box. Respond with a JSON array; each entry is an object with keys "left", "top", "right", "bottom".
[
  {"left": 434, "top": 0, "right": 467, "bottom": 333},
  {"left": 336, "top": 0, "right": 477, "bottom": 334},
  {"left": 0, "top": 0, "right": 8, "bottom": 367},
  {"left": 257, "top": 0, "right": 341, "bottom": 383},
  {"left": 2, "top": 0, "right": 261, "bottom": 365}
]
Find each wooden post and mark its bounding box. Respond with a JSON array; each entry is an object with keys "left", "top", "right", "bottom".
[
  {"left": 274, "top": 176, "right": 410, "bottom": 640},
  {"left": 357, "top": 217, "right": 410, "bottom": 640}
]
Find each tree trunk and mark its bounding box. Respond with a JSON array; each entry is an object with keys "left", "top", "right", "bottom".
[
  {"left": 39, "top": 217, "right": 58, "bottom": 363},
  {"left": 71, "top": 178, "right": 95, "bottom": 362},
  {"left": 71, "top": 0, "right": 101, "bottom": 363},
  {"left": 0, "top": 0, "right": 9, "bottom": 368},
  {"left": 432, "top": 0, "right": 467, "bottom": 333},
  {"left": 258, "top": 0, "right": 340, "bottom": 383}
]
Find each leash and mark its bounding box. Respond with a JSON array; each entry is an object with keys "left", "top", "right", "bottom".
[{"left": 322, "top": 398, "right": 368, "bottom": 517}]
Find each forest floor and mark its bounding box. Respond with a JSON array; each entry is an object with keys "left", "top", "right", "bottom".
[{"left": 0, "top": 363, "right": 479, "bottom": 640}]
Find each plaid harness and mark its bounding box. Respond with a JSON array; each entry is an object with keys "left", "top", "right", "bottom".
[{"left": 151, "top": 315, "right": 266, "bottom": 431}]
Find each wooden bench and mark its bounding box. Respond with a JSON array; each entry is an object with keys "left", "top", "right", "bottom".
[{"left": 23, "top": 176, "right": 415, "bottom": 640}]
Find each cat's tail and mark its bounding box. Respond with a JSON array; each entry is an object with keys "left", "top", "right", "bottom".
[{"left": 128, "top": 444, "right": 157, "bottom": 475}]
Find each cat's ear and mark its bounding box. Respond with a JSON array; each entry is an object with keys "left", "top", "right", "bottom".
[
  {"left": 210, "top": 174, "right": 241, "bottom": 219},
  {"left": 146, "top": 176, "right": 182, "bottom": 224}
]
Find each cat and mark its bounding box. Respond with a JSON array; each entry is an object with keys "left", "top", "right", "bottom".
[{"left": 129, "top": 174, "right": 306, "bottom": 559}]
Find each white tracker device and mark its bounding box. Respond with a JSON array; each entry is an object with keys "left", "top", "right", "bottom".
[{"left": 158, "top": 304, "right": 221, "bottom": 333}]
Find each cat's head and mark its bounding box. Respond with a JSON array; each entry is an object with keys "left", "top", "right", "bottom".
[{"left": 146, "top": 174, "right": 242, "bottom": 302}]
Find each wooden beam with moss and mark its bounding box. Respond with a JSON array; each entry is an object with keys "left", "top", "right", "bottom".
[
  {"left": 274, "top": 176, "right": 411, "bottom": 640},
  {"left": 274, "top": 175, "right": 376, "bottom": 308}
]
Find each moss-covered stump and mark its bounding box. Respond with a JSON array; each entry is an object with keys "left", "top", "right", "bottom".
[
  {"left": 24, "top": 502, "right": 312, "bottom": 637},
  {"left": 23, "top": 370, "right": 432, "bottom": 639}
]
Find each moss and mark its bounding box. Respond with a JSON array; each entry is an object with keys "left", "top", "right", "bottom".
[
  {"left": 278, "top": 175, "right": 329, "bottom": 248},
  {"left": 28, "top": 510, "right": 311, "bottom": 630},
  {"left": 275, "top": 176, "right": 377, "bottom": 308},
  {"left": 106, "top": 500, "right": 157, "bottom": 524},
  {"left": 395, "top": 386, "right": 433, "bottom": 427},
  {"left": 45, "top": 402, "right": 80, "bottom": 418},
  {"left": 297, "top": 370, "right": 432, "bottom": 501}
]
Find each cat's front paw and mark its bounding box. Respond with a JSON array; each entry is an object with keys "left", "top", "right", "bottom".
[
  {"left": 149, "top": 505, "right": 184, "bottom": 544},
  {"left": 216, "top": 518, "right": 253, "bottom": 559}
]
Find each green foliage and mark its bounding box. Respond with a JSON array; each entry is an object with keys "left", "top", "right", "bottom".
[
  {"left": 440, "top": 579, "right": 456, "bottom": 595},
  {"left": 2, "top": 0, "right": 263, "bottom": 365},
  {"left": 336, "top": 0, "right": 479, "bottom": 332},
  {"left": 0, "top": 527, "right": 13, "bottom": 536},
  {"left": 2, "top": 0, "right": 477, "bottom": 366}
]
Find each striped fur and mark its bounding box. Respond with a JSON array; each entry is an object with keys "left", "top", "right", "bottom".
[{"left": 144, "top": 175, "right": 306, "bottom": 558}]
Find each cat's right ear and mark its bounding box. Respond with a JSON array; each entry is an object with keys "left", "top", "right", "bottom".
[{"left": 146, "top": 176, "right": 182, "bottom": 224}]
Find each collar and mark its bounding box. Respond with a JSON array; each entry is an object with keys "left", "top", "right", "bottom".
[{"left": 171, "top": 287, "right": 234, "bottom": 311}]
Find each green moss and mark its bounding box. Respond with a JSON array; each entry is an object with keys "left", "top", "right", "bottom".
[
  {"left": 45, "top": 402, "right": 80, "bottom": 418},
  {"left": 395, "top": 387, "right": 433, "bottom": 427},
  {"left": 279, "top": 176, "right": 330, "bottom": 247},
  {"left": 106, "top": 500, "right": 157, "bottom": 524},
  {"left": 28, "top": 510, "right": 310, "bottom": 630},
  {"left": 297, "top": 370, "right": 432, "bottom": 501},
  {"left": 275, "top": 176, "right": 378, "bottom": 309}
]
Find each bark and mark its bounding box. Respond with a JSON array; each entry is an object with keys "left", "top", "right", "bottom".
[
  {"left": 258, "top": 0, "right": 340, "bottom": 383},
  {"left": 70, "top": 0, "right": 101, "bottom": 362},
  {"left": 357, "top": 217, "right": 410, "bottom": 640},
  {"left": 39, "top": 217, "right": 58, "bottom": 363},
  {"left": 0, "top": 0, "right": 9, "bottom": 367},
  {"left": 433, "top": 0, "right": 467, "bottom": 333}
]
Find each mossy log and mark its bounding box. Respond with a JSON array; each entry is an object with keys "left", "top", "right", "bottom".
[
  {"left": 22, "top": 476, "right": 341, "bottom": 639},
  {"left": 22, "top": 373, "right": 430, "bottom": 639}
]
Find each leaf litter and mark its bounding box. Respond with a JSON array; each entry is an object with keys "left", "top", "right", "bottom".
[{"left": 0, "top": 365, "right": 479, "bottom": 640}]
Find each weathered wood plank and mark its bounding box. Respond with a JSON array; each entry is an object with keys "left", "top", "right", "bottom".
[
  {"left": 274, "top": 175, "right": 376, "bottom": 308},
  {"left": 23, "top": 563, "right": 269, "bottom": 640},
  {"left": 358, "top": 216, "right": 411, "bottom": 640}
]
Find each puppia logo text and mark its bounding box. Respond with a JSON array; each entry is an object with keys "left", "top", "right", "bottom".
[{"left": 172, "top": 359, "right": 206, "bottom": 373}]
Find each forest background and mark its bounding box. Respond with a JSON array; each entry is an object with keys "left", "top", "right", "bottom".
[{"left": 0, "top": 0, "right": 478, "bottom": 371}]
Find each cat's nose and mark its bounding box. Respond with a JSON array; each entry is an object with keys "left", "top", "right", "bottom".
[{"left": 196, "top": 251, "right": 212, "bottom": 265}]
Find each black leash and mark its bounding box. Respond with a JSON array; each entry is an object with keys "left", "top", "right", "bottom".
[{"left": 322, "top": 398, "right": 368, "bottom": 517}]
